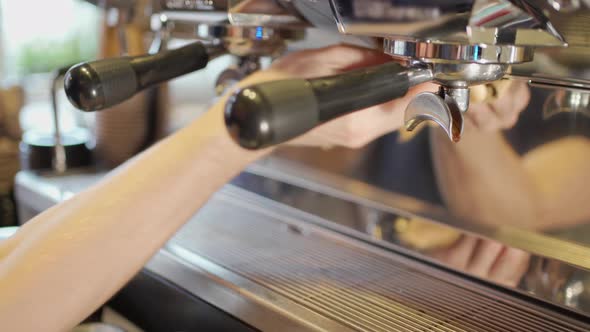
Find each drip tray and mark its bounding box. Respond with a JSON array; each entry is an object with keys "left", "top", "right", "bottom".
[{"left": 150, "top": 185, "right": 590, "bottom": 332}]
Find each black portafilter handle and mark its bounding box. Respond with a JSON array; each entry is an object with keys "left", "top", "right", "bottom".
[
  {"left": 64, "top": 42, "right": 209, "bottom": 112},
  {"left": 224, "top": 62, "right": 418, "bottom": 150}
]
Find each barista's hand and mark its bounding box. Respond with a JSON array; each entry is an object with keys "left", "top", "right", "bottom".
[
  {"left": 240, "top": 44, "right": 435, "bottom": 149},
  {"left": 466, "top": 80, "right": 530, "bottom": 133},
  {"left": 430, "top": 235, "right": 530, "bottom": 287}
]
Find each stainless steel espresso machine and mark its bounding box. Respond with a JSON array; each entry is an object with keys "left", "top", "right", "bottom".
[{"left": 13, "top": 1, "right": 590, "bottom": 331}]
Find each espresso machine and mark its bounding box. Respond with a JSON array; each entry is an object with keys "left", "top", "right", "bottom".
[{"left": 12, "top": 1, "right": 590, "bottom": 331}]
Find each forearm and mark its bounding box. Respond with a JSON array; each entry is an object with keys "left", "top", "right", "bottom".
[
  {"left": 0, "top": 103, "right": 267, "bottom": 331},
  {"left": 430, "top": 127, "right": 538, "bottom": 228}
]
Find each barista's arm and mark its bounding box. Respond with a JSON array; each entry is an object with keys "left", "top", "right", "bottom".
[
  {"left": 430, "top": 81, "right": 590, "bottom": 230},
  {"left": 0, "top": 91, "right": 266, "bottom": 332}
]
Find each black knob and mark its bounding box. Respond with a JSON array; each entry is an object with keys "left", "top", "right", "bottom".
[
  {"left": 225, "top": 79, "right": 319, "bottom": 150},
  {"left": 64, "top": 59, "right": 137, "bottom": 112}
]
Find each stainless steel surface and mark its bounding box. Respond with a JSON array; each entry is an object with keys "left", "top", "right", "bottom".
[
  {"left": 228, "top": 0, "right": 308, "bottom": 28},
  {"left": 329, "top": 0, "right": 567, "bottom": 46},
  {"left": 467, "top": 0, "right": 566, "bottom": 45},
  {"left": 148, "top": 13, "right": 171, "bottom": 53},
  {"left": 244, "top": 157, "right": 590, "bottom": 264},
  {"left": 148, "top": 247, "right": 354, "bottom": 332},
  {"left": 543, "top": 89, "right": 590, "bottom": 119},
  {"left": 510, "top": 56, "right": 590, "bottom": 90},
  {"left": 246, "top": 157, "right": 590, "bottom": 269},
  {"left": 220, "top": 24, "right": 305, "bottom": 56},
  {"left": 154, "top": 12, "right": 303, "bottom": 41},
  {"left": 86, "top": 0, "right": 136, "bottom": 9},
  {"left": 235, "top": 165, "right": 590, "bottom": 315},
  {"left": 158, "top": 184, "right": 590, "bottom": 331},
  {"left": 525, "top": 73, "right": 590, "bottom": 91},
  {"left": 427, "top": 63, "right": 509, "bottom": 86},
  {"left": 151, "top": 10, "right": 304, "bottom": 56},
  {"left": 385, "top": 39, "right": 535, "bottom": 64},
  {"left": 50, "top": 71, "right": 67, "bottom": 174},
  {"left": 160, "top": 0, "right": 226, "bottom": 11},
  {"left": 241, "top": 158, "right": 590, "bottom": 314},
  {"left": 446, "top": 87, "right": 470, "bottom": 112}
]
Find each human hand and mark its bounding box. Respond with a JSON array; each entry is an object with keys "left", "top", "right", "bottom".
[
  {"left": 466, "top": 80, "right": 531, "bottom": 133},
  {"left": 396, "top": 219, "right": 529, "bottom": 288},
  {"left": 237, "top": 44, "right": 435, "bottom": 149},
  {"left": 429, "top": 235, "right": 531, "bottom": 287}
]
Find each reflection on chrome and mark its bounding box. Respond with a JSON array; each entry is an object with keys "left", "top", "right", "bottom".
[
  {"left": 237, "top": 155, "right": 590, "bottom": 315},
  {"left": 544, "top": 89, "right": 590, "bottom": 119}
]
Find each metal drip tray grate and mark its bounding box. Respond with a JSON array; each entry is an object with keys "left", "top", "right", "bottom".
[{"left": 170, "top": 193, "right": 590, "bottom": 332}]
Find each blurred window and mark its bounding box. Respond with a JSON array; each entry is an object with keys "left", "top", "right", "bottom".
[
  {"left": 0, "top": 0, "right": 101, "bottom": 134},
  {"left": 0, "top": 0, "right": 100, "bottom": 79}
]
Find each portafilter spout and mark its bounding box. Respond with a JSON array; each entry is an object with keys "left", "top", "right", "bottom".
[
  {"left": 384, "top": 37, "right": 532, "bottom": 143},
  {"left": 404, "top": 62, "right": 510, "bottom": 143}
]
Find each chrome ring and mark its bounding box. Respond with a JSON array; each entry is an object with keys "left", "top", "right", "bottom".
[
  {"left": 152, "top": 12, "right": 305, "bottom": 42},
  {"left": 384, "top": 39, "right": 535, "bottom": 64},
  {"left": 220, "top": 25, "right": 305, "bottom": 42}
]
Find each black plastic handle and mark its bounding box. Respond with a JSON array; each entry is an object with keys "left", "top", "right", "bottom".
[
  {"left": 224, "top": 61, "right": 411, "bottom": 149},
  {"left": 64, "top": 42, "right": 209, "bottom": 112}
]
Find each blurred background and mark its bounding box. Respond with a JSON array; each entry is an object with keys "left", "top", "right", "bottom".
[
  {"left": 0, "top": 0, "right": 99, "bottom": 79},
  {"left": 0, "top": 1, "right": 100, "bottom": 140}
]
